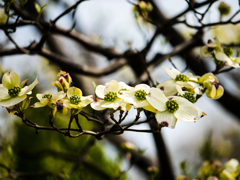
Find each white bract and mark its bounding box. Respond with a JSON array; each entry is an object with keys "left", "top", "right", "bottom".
[
  {"left": 118, "top": 82, "right": 133, "bottom": 111},
  {"left": 91, "top": 80, "right": 124, "bottom": 110},
  {"left": 215, "top": 51, "right": 240, "bottom": 68},
  {"left": 225, "top": 159, "right": 239, "bottom": 173},
  {"left": 146, "top": 88, "right": 204, "bottom": 129},
  {"left": 0, "top": 72, "right": 38, "bottom": 107},
  {"left": 118, "top": 84, "right": 150, "bottom": 108},
  {"left": 32, "top": 91, "right": 66, "bottom": 108}
]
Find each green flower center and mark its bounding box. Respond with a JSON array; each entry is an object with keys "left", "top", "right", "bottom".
[
  {"left": 42, "top": 94, "right": 52, "bottom": 99},
  {"left": 166, "top": 100, "right": 179, "bottom": 113},
  {"left": 182, "top": 92, "right": 196, "bottom": 103},
  {"left": 134, "top": 90, "right": 147, "bottom": 100},
  {"left": 104, "top": 91, "right": 117, "bottom": 102},
  {"left": 175, "top": 74, "right": 188, "bottom": 82},
  {"left": 118, "top": 88, "right": 128, "bottom": 94},
  {"left": 8, "top": 86, "right": 21, "bottom": 97},
  {"left": 70, "top": 95, "right": 81, "bottom": 105},
  {"left": 223, "top": 47, "right": 233, "bottom": 57}
]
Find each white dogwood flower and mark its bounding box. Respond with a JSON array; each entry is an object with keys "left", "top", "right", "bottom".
[
  {"left": 215, "top": 51, "right": 240, "bottom": 68},
  {"left": 91, "top": 80, "right": 125, "bottom": 110},
  {"left": 63, "top": 87, "right": 93, "bottom": 110},
  {"left": 157, "top": 66, "right": 194, "bottom": 96},
  {"left": 31, "top": 91, "right": 68, "bottom": 117},
  {"left": 176, "top": 81, "right": 204, "bottom": 103},
  {"left": 0, "top": 72, "right": 38, "bottom": 107},
  {"left": 119, "top": 84, "right": 150, "bottom": 108},
  {"left": 200, "top": 37, "right": 240, "bottom": 68},
  {"left": 146, "top": 88, "right": 204, "bottom": 129}
]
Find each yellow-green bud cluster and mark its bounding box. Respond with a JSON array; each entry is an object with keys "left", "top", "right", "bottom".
[
  {"left": 104, "top": 91, "right": 117, "bottom": 102},
  {"left": 166, "top": 100, "right": 179, "bottom": 113},
  {"left": 8, "top": 86, "right": 21, "bottom": 97},
  {"left": 223, "top": 47, "right": 233, "bottom": 57},
  {"left": 70, "top": 95, "right": 81, "bottom": 105},
  {"left": 42, "top": 94, "right": 52, "bottom": 99},
  {"left": 175, "top": 74, "right": 188, "bottom": 82},
  {"left": 182, "top": 92, "right": 196, "bottom": 103},
  {"left": 134, "top": 90, "right": 147, "bottom": 100}
]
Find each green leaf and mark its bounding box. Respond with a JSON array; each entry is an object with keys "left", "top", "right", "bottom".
[
  {"left": 92, "top": 81, "right": 97, "bottom": 90},
  {"left": 41, "top": 4, "right": 47, "bottom": 10},
  {"left": 3, "top": 0, "right": 15, "bottom": 10},
  {"left": 180, "top": 161, "right": 186, "bottom": 173},
  {"left": 34, "top": 2, "right": 41, "bottom": 14},
  {"left": 138, "top": 148, "right": 146, "bottom": 155}
]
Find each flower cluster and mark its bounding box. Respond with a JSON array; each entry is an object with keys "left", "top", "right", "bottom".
[
  {"left": 200, "top": 37, "right": 240, "bottom": 69},
  {"left": 32, "top": 71, "right": 93, "bottom": 117},
  {"left": 177, "top": 159, "right": 240, "bottom": 180},
  {"left": 0, "top": 66, "right": 225, "bottom": 129},
  {"left": 90, "top": 66, "right": 225, "bottom": 129}
]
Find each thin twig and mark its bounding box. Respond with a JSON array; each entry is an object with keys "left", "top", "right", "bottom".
[{"left": 51, "top": 0, "right": 86, "bottom": 24}]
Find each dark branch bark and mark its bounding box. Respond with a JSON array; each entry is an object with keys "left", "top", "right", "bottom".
[{"left": 0, "top": 46, "right": 127, "bottom": 77}]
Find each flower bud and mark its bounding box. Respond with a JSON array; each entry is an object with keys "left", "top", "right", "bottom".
[
  {"left": 199, "top": 160, "right": 224, "bottom": 179},
  {"left": 58, "top": 76, "right": 70, "bottom": 92},
  {"left": 139, "top": 1, "right": 152, "bottom": 12},
  {"left": 51, "top": 80, "right": 64, "bottom": 92},
  {"left": 139, "top": 1, "right": 147, "bottom": 9},
  {"left": 147, "top": 166, "right": 159, "bottom": 176},
  {"left": 0, "top": 10, "right": 8, "bottom": 24},
  {"left": 57, "top": 70, "right": 72, "bottom": 85},
  {"left": 225, "top": 159, "right": 239, "bottom": 173},
  {"left": 120, "top": 142, "right": 135, "bottom": 153},
  {"left": 199, "top": 73, "right": 218, "bottom": 84},
  {"left": 52, "top": 71, "right": 72, "bottom": 92},
  {"left": 218, "top": 2, "right": 230, "bottom": 16},
  {"left": 203, "top": 81, "right": 224, "bottom": 100},
  {"left": 219, "top": 170, "right": 235, "bottom": 180},
  {"left": 52, "top": 77, "right": 70, "bottom": 92},
  {"left": 214, "top": 85, "right": 224, "bottom": 99},
  {"left": 21, "top": 96, "right": 32, "bottom": 111},
  {"left": 176, "top": 175, "right": 189, "bottom": 180}
]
